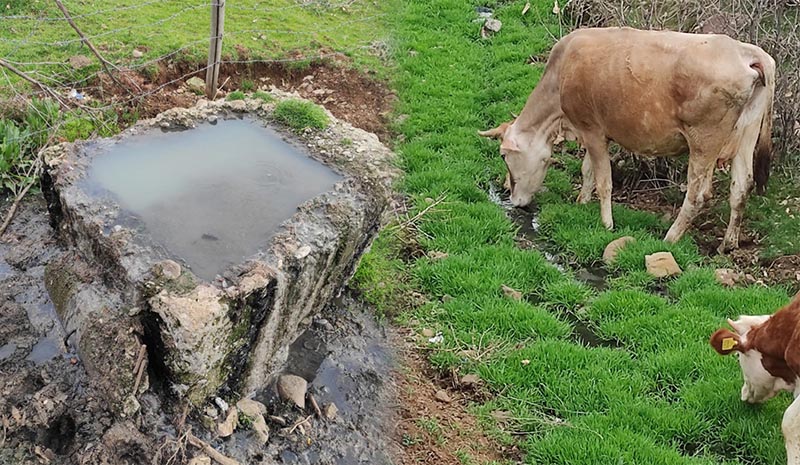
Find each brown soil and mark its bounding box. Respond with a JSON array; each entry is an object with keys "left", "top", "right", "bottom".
[
  {"left": 392, "top": 328, "right": 513, "bottom": 465},
  {"left": 89, "top": 53, "right": 395, "bottom": 144},
  {"left": 611, "top": 173, "right": 800, "bottom": 292}
]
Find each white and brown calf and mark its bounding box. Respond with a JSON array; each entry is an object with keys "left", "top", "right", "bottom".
[{"left": 711, "top": 293, "right": 800, "bottom": 464}]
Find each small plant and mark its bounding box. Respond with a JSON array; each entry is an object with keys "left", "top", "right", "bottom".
[
  {"left": 341, "top": 137, "right": 353, "bottom": 146},
  {"left": 253, "top": 90, "right": 274, "bottom": 103},
  {"left": 272, "top": 99, "right": 329, "bottom": 131},
  {"left": 226, "top": 90, "right": 246, "bottom": 101},
  {"left": 238, "top": 411, "right": 254, "bottom": 429},
  {"left": 240, "top": 80, "right": 255, "bottom": 92}
]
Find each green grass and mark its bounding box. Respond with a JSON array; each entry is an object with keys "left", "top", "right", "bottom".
[
  {"left": 272, "top": 98, "right": 329, "bottom": 131},
  {"left": 352, "top": 0, "right": 797, "bottom": 463},
  {"left": 0, "top": 0, "right": 388, "bottom": 98},
  {"left": 226, "top": 90, "right": 246, "bottom": 101}
]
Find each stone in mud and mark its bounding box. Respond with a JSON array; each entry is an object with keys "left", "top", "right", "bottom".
[
  {"left": 645, "top": 252, "right": 682, "bottom": 278},
  {"left": 186, "top": 76, "right": 205, "bottom": 94},
  {"left": 236, "top": 398, "right": 269, "bottom": 444},
  {"left": 460, "top": 374, "right": 480, "bottom": 387},
  {"left": 277, "top": 375, "right": 307, "bottom": 409},
  {"left": 153, "top": 260, "right": 182, "bottom": 280},
  {"left": 188, "top": 456, "right": 212, "bottom": 465},
  {"left": 323, "top": 402, "right": 338, "bottom": 420},
  {"left": 715, "top": 268, "right": 740, "bottom": 287},
  {"left": 603, "top": 236, "right": 636, "bottom": 265},
  {"left": 218, "top": 407, "right": 238, "bottom": 437},
  {"left": 435, "top": 390, "right": 452, "bottom": 403}
]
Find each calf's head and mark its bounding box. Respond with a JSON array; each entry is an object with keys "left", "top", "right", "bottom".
[
  {"left": 479, "top": 120, "right": 554, "bottom": 207},
  {"left": 710, "top": 315, "right": 792, "bottom": 404}
]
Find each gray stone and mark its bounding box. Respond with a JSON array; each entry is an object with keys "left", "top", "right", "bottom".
[
  {"left": 132, "top": 49, "right": 144, "bottom": 59},
  {"left": 277, "top": 375, "right": 307, "bottom": 409},
  {"left": 323, "top": 402, "right": 338, "bottom": 420},
  {"left": 186, "top": 76, "right": 206, "bottom": 95},
  {"left": 217, "top": 407, "right": 238, "bottom": 437},
  {"left": 484, "top": 18, "right": 502, "bottom": 32},
  {"left": 236, "top": 398, "right": 269, "bottom": 444}
]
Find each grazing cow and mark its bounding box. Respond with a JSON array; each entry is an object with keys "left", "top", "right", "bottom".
[
  {"left": 710, "top": 292, "right": 800, "bottom": 464},
  {"left": 479, "top": 27, "right": 775, "bottom": 252}
]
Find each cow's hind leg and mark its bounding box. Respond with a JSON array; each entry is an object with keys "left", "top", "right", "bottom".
[
  {"left": 664, "top": 154, "right": 716, "bottom": 243},
  {"left": 720, "top": 121, "right": 761, "bottom": 253},
  {"left": 577, "top": 154, "right": 595, "bottom": 204},
  {"left": 584, "top": 135, "right": 613, "bottom": 229}
]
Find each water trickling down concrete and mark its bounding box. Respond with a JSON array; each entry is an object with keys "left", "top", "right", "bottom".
[{"left": 84, "top": 118, "right": 341, "bottom": 281}]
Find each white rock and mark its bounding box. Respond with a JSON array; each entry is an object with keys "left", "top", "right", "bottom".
[
  {"left": 603, "top": 236, "right": 636, "bottom": 265},
  {"left": 645, "top": 252, "right": 682, "bottom": 278},
  {"left": 277, "top": 375, "right": 307, "bottom": 409}
]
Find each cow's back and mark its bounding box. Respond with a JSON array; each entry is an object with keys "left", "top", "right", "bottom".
[{"left": 555, "top": 28, "right": 761, "bottom": 156}]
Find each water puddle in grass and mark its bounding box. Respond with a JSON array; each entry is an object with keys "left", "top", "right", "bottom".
[
  {"left": 488, "top": 183, "right": 618, "bottom": 347},
  {"left": 83, "top": 118, "right": 342, "bottom": 281}
]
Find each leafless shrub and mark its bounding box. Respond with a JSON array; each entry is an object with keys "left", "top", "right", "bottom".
[{"left": 561, "top": 0, "right": 800, "bottom": 178}]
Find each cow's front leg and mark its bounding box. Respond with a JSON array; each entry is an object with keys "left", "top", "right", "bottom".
[
  {"left": 783, "top": 394, "right": 800, "bottom": 465},
  {"left": 665, "top": 156, "right": 716, "bottom": 243},
  {"left": 576, "top": 153, "right": 595, "bottom": 204},
  {"left": 720, "top": 124, "right": 759, "bottom": 253},
  {"left": 585, "top": 136, "right": 612, "bottom": 230}
]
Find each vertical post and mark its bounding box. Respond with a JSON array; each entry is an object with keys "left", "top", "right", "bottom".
[{"left": 206, "top": 0, "right": 225, "bottom": 99}]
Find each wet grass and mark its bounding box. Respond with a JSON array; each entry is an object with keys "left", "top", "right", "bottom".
[{"left": 354, "top": 0, "right": 797, "bottom": 463}]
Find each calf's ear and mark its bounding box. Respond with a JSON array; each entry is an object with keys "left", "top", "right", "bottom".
[{"left": 710, "top": 328, "right": 742, "bottom": 355}]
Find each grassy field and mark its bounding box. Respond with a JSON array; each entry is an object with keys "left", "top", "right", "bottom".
[
  {"left": 0, "top": 0, "right": 386, "bottom": 93},
  {"left": 2, "top": 0, "right": 800, "bottom": 463},
  {"left": 356, "top": 0, "right": 797, "bottom": 464}
]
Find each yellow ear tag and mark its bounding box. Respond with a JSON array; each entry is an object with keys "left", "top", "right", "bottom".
[{"left": 722, "top": 337, "right": 737, "bottom": 351}]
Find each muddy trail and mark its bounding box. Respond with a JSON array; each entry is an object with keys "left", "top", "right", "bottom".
[{"left": 0, "top": 193, "right": 401, "bottom": 464}]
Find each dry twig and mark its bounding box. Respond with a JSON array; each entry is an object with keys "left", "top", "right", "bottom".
[{"left": 187, "top": 432, "right": 240, "bottom": 465}]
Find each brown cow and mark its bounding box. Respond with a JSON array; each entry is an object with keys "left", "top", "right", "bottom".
[
  {"left": 711, "top": 292, "right": 800, "bottom": 464},
  {"left": 480, "top": 27, "right": 775, "bottom": 252}
]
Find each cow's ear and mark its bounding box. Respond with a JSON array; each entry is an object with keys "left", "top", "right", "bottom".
[
  {"left": 710, "top": 328, "right": 742, "bottom": 355},
  {"left": 500, "top": 131, "right": 520, "bottom": 152}
]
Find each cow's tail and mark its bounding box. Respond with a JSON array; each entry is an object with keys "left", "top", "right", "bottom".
[{"left": 752, "top": 55, "right": 775, "bottom": 195}]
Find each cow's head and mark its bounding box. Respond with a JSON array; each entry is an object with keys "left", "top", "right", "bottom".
[
  {"left": 479, "top": 120, "right": 554, "bottom": 207},
  {"left": 710, "top": 315, "right": 790, "bottom": 404}
]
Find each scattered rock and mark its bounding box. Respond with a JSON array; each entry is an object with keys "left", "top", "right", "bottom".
[
  {"left": 214, "top": 397, "right": 229, "bottom": 413},
  {"left": 186, "top": 76, "right": 206, "bottom": 95},
  {"left": 154, "top": 260, "right": 181, "bottom": 280},
  {"left": 645, "top": 252, "right": 682, "bottom": 278},
  {"left": 484, "top": 18, "right": 502, "bottom": 33},
  {"left": 323, "top": 403, "right": 338, "bottom": 420},
  {"left": 294, "top": 245, "right": 312, "bottom": 259},
  {"left": 460, "top": 374, "right": 480, "bottom": 387},
  {"left": 603, "top": 236, "right": 636, "bottom": 265},
  {"left": 188, "top": 456, "right": 211, "bottom": 465},
  {"left": 314, "top": 318, "right": 334, "bottom": 332},
  {"left": 428, "top": 251, "right": 448, "bottom": 260},
  {"left": 217, "top": 406, "right": 238, "bottom": 437},
  {"left": 501, "top": 284, "right": 522, "bottom": 301},
  {"left": 132, "top": 49, "right": 144, "bottom": 59},
  {"left": 277, "top": 374, "right": 307, "bottom": 409},
  {"left": 204, "top": 405, "right": 218, "bottom": 420},
  {"left": 236, "top": 398, "right": 269, "bottom": 445},
  {"left": 68, "top": 55, "right": 92, "bottom": 69},
  {"left": 715, "top": 268, "right": 740, "bottom": 287},
  {"left": 442, "top": 294, "right": 454, "bottom": 303},
  {"left": 521, "top": 359, "right": 531, "bottom": 366},
  {"left": 434, "top": 390, "right": 452, "bottom": 403},
  {"left": 421, "top": 328, "right": 435, "bottom": 338}
]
